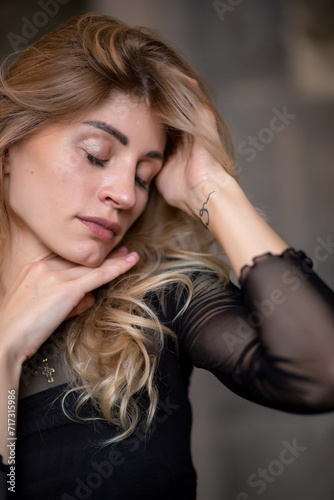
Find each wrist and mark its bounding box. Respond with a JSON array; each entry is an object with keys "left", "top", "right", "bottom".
[
  {"left": 0, "top": 347, "right": 23, "bottom": 387},
  {"left": 192, "top": 177, "right": 288, "bottom": 276},
  {"left": 185, "top": 172, "right": 239, "bottom": 222}
]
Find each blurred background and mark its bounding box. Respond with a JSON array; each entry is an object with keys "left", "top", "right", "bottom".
[{"left": 1, "top": 0, "right": 333, "bottom": 498}]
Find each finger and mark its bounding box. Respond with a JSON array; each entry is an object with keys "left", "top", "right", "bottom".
[
  {"left": 52, "top": 249, "right": 135, "bottom": 282},
  {"left": 64, "top": 251, "right": 133, "bottom": 319},
  {"left": 65, "top": 251, "right": 140, "bottom": 296},
  {"left": 100, "top": 246, "right": 130, "bottom": 266}
]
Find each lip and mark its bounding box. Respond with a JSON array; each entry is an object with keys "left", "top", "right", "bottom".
[{"left": 77, "top": 216, "right": 121, "bottom": 242}]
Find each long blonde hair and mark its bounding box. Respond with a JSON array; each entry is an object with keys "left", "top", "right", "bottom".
[{"left": 0, "top": 13, "right": 237, "bottom": 443}]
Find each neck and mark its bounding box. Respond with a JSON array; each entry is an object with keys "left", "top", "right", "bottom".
[{"left": 0, "top": 227, "right": 55, "bottom": 301}]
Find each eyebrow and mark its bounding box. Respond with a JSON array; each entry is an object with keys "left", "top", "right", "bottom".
[
  {"left": 83, "top": 120, "right": 164, "bottom": 162},
  {"left": 144, "top": 150, "right": 164, "bottom": 162},
  {"left": 83, "top": 120, "right": 128, "bottom": 146}
]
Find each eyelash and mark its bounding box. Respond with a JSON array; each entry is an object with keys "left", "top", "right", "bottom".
[
  {"left": 135, "top": 175, "right": 149, "bottom": 192},
  {"left": 86, "top": 153, "right": 107, "bottom": 167},
  {"left": 85, "top": 153, "right": 149, "bottom": 192}
]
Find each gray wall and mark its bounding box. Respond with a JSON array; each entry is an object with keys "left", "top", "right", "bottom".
[{"left": 1, "top": 1, "right": 333, "bottom": 499}]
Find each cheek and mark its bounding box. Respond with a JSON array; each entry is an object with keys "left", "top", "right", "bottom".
[
  {"left": 122, "top": 193, "right": 149, "bottom": 233},
  {"left": 136, "top": 192, "right": 150, "bottom": 219},
  {"left": 7, "top": 160, "right": 73, "bottom": 218},
  {"left": 6, "top": 169, "right": 38, "bottom": 213},
  {"left": 54, "top": 151, "right": 99, "bottom": 198}
]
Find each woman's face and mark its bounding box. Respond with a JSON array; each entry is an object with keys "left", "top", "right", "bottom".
[{"left": 5, "top": 93, "right": 166, "bottom": 267}]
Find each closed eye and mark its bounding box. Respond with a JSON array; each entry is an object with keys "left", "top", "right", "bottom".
[
  {"left": 135, "top": 175, "right": 149, "bottom": 192},
  {"left": 86, "top": 153, "right": 108, "bottom": 167},
  {"left": 85, "top": 150, "right": 150, "bottom": 191}
]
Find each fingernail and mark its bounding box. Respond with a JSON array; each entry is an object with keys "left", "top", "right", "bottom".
[{"left": 125, "top": 252, "right": 138, "bottom": 263}]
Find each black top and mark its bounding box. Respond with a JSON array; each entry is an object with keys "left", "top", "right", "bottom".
[{"left": 2, "top": 248, "right": 334, "bottom": 499}]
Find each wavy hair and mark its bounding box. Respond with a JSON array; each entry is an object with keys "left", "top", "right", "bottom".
[{"left": 0, "top": 13, "right": 237, "bottom": 443}]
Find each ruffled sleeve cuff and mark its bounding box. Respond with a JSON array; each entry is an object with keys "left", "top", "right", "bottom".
[{"left": 239, "top": 247, "right": 313, "bottom": 287}]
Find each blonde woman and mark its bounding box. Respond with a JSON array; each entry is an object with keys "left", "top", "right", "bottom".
[{"left": 0, "top": 12, "right": 333, "bottom": 500}]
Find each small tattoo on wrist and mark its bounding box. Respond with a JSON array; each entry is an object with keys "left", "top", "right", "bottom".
[{"left": 199, "top": 191, "right": 215, "bottom": 228}]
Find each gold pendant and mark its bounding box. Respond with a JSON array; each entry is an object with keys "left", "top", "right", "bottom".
[{"left": 41, "top": 358, "right": 56, "bottom": 383}]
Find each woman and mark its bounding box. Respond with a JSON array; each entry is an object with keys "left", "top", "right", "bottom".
[{"left": 0, "top": 12, "right": 333, "bottom": 500}]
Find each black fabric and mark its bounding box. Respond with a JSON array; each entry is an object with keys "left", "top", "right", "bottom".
[
  {"left": 1, "top": 455, "right": 12, "bottom": 500},
  {"left": 5, "top": 249, "right": 334, "bottom": 499}
]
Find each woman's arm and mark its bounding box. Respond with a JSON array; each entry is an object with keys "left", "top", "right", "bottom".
[
  {"left": 161, "top": 253, "right": 334, "bottom": 413},
  {"left": 0, "top": 351, "right": 20, "bottom": 498},
  {"left": 155, "top": 119, "right": 334, "bottom": 411},
  {"left": 0, "top": 248, "right": 139, "bottom": 478},
  {"left": 0, "top": 350, "right": 21, "bottom": 463}
]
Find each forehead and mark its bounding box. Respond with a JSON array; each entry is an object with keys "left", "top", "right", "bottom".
[
  {"left": 80, "top": 92, "right": 166, "bottom": 144},
  {"left": 87, "top": 92, "right": 153, "bottom": 124},
  {"left": 8, "top": 92, "right": 167, "bottom": 157}
]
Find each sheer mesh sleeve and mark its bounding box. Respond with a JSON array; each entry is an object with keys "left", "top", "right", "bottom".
[{"left": 162, "top": 248, "right": 334, "bottom": 413}]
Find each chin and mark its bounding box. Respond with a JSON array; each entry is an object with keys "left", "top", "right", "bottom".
[
  {"left": 76, "top": 253, "right": 108, "bottom": 268},
  {"left": 58, "top": 245, "right": 110, "bottom": 268}
]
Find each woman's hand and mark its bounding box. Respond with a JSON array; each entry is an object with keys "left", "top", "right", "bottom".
[
  {"left": 155, "top": 135, "right": 219, "bottom": 215},
  {"left": 155, "top": 131, "right": 231, "bottom": 219},
  {"left": 0, "top": 246, "right": 139, "bottom": 368}
]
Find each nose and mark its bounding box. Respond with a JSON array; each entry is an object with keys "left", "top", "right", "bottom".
[{"left": 97, "top": 167, "right": 136, "bottom": 210}]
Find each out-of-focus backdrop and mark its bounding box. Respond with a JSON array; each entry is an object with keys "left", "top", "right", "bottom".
[{"left": 1, "top": 1, "right": 333, "bottom": 499}]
